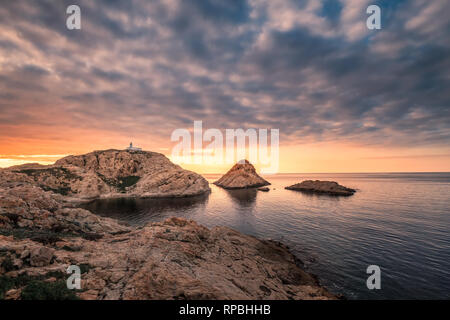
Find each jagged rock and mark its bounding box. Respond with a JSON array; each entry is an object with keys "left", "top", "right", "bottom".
[
  {"left": 29, "top": 246, "right": 55, "bottom": 267},
  {"left": 0, "top": 149, "right": 210, "bottom": 201},
  {"left": 257, "top": 187, "right": 270, "bottom": 192},
  {"left": 214, "top": 160, "right": 270, "bottom": 189},
  {"left": 12, "top": 258, "right": 23, "bottom": 269},
  {"left": 285, "top": 180, "right": 356, "bottom": 196},
  {"left": 5, "top": 289, "right": 21, "bottom": 300},
  {"left": 20, "top": 250, "right": 30, "bottom": 259}
]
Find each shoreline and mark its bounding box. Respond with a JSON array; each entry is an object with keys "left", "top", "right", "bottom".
[
  {"left": 61, "top": 189, "right": 212, "bottom": 206},
  {"left": 0, "top": 150, "right": 339, "bottom": 300},
  {"left": 0, "top": 184, "right": 337, "bottom": 300}
]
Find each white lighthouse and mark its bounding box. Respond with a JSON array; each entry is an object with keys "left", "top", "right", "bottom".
[{"left": 126, "top": 142, "right": 142, "bottom": 152}]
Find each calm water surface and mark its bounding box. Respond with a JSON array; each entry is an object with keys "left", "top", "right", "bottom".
[{"left": 83, "top": 173, "right": 450, "bottom": 299}]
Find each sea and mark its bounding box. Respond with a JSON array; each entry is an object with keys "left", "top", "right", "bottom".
[{"left": 82, "top": 173, "right": 450, "bottom": 299}]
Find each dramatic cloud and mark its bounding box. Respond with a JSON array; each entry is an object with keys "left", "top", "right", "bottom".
[{"left": 0, "top": 0, "right": 449, "bottom": 154}]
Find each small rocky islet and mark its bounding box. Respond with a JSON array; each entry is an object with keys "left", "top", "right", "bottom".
[
  {"left": 285, "top": 180, "right": 356, "bottom": 196},
  {"left": 0, "top": 150, "right": 336, "bottom": 300},
  {"left": 213, "top": 160, "right": 355, "bottom": 196}
]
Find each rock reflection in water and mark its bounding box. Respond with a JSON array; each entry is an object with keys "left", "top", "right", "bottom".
[
  {"left": 81, "top": 194, "right": 209, "bottom": 226},
  {"left": 224, "top": 188, "right": 258, "bottom": 210}
]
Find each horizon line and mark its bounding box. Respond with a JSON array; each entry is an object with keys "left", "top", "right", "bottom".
[{"left": 202, "top": 171, "right": 450, "bottom": 175}]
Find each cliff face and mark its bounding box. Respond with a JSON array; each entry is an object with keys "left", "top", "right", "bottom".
[
  {"left": 214, "top": 160, "right": 270, "bottom": 189},
  {"left": 1, "top": 149, "right": 210, "bottom": 200}
]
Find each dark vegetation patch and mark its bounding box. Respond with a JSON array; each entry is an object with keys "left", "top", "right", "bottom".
[
  {"left": 20, "top": 280, "right": 80, "bottom": 300},
  {"left": 111, "top": 229, "right": 131, "bottom": 235},
  {"left": 50, "top": 225, "right": 66, "bottom": 233},
  {"left": 3, "top": 213, "right": 20, "bottom": 225},
  {"left": 0, "top": 227, "right": 104, "bottom": 246},
  {"left": 61, "top": 245, "right": 81, "bottom": 252},
  {"left": 1, "top": 255, "right": 15, "bottom": 272},
  {"left": 0, "top": 230, "right": 107, "bottom": 257},
  {"left": 0, "top": 228, "right": 77, "bottom": 242},
  {"left": 81, "top": 232, "right": 103, "bottom": 241},
  {"left": 16, "top": 167, "right": 82, "bottom": 181},
  {"left": 31, "top": 234, "right": 62, "bottom": 245},
  {"left": 97, "top": 173, "right": 116, "bottom": 188},
  {"left": 259, "top": 285, "right": 272, "bottom": 295},
  {"left": 15, "top": 167, "right": 82, "bottom": 196},
  {"left": 117, "top": 176, "right": 140, "bottom": 190},
  {"left": 0, "top": 270, "right": 80, "bottom": 300},
  {"left": 39, "top": 185, "right": 72, "bottom": 196},
  {"left": 79, "top": 263, "right": 92, "bottom": 274},
  {"left": 97, "top": 173, "right": 140, "bottom": 192}
]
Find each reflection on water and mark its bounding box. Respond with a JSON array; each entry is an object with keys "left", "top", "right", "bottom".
[
  {"left": 82, "top": 194, "right": 209, "bottom": 226},
  {"left": 286, "top": 188, "right": 346, "bottom": 201},
  {"left": 225, "top": 188, "right": 258, "bottom": 207},
  {"left": 83, "top": 173, "right": 450, "bottom": 299}
]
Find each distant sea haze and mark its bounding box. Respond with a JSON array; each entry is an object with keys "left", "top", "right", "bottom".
[{"left": 83, "top": 172, "right": 450, "bottom": 299}]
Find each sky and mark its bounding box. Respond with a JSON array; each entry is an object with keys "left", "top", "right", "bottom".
[{"left": 0, "top": 0, "right": 449, "bottom": 173}]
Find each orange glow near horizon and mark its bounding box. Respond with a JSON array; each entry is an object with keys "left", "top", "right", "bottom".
[
  {"left": 1, "top": 137, "right": 449, "bottom": 173},
  {"left": 176, "top": 144, "right": 450, "bottom": 174}
]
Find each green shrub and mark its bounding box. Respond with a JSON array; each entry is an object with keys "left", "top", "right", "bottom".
[
  {"left": 39, "top": 185, "right": 72, "bottom": 196},
  {"left": 0, "top": 269, "right": 82, "bottom": 300},
  {"left": 0, "top": 228, "right": 77, "bottom": 241},
  {"left": 16, "top": 168, "right": 82, "bottom": 181},
  {"left": 0, "top": 273, "right": 36, "bottom": 300},
  {"left": 118, "top": 176, "right": 140, "bottom": 190},
  {"left": 0, "top": 276, "right": 15, "bottom": 299},
  {"left": 79, "top": 263, "right": 92, "bottom": 274},
  {"left": 20, "top": 280, "right": 80, "bottom": 300},
  {"left": 97, "top": 173, "right": 140, "bottom": 191},
  {"left": 1, "top": 256, "right": 15, "bottom": 272}
]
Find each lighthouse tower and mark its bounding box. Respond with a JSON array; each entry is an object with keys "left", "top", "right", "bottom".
[{"left": 126, "top": 142, "right": 142, "bottom": 152}]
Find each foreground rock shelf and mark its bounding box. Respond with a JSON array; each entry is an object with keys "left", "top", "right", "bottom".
[
  {"left": 0, "top": 218, "right": 336, "bottom": 300},
  {"left": 286, "top": 180, "right": 356, "bottom": 196}
]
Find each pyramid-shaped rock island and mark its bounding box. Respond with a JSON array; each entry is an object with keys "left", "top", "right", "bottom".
[{"left": 214, "top": 160, "right": 270, "bottom": 189}]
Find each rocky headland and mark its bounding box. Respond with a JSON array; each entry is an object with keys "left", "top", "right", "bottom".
[
  {"left": 0, "top": 149, "right": 210, "bottom": 202},
  {"left": 285, "top": 180, "right": 356, "bottom": 196},
  {"left": 213, "top": 160, "right": 270, "bottom": 189}
]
